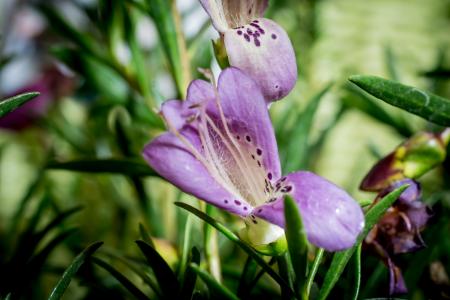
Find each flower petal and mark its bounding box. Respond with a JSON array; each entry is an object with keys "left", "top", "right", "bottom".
[
  {"left": 224, "top": 18, "right": 297, "bottom": 102},
  {"left": 200, "top": 0, "right": 269, "bottom": 32},
  {"left": 142, "top": 127, "right": 252, "bottom": 217},
  {"left": 160, "top": 79, "right": 215, "bottom": 131},
  {"left": 199, "top": 0, "right": 230, "bottom": 32},
  {"left": 216, "top": 67, "right": 282, "bottom": 181},
  {"left": 253, "top": 171, "right": 365, "bottom": 251}
]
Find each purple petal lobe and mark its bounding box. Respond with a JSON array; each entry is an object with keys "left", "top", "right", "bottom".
[
  {"left": 224, "top": 18, "right": 297, "bottom": 102},
  {"left": 160, "top": 80, "right": 215, "bottom": 130},
  {"left": 142, "top": 127, "right": 252, "bottom": 217},
  {"left": 254, "top": 171, "right": 364, "bottom": 251},
  {"left": 216, "top": 67, "right": 281, "bottom": 180}
]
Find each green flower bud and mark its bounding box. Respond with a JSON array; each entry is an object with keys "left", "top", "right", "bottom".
[
  {"left": 239, "top": 218, "right": 287, "bottom": 256},
  {"left": 212, "top": 37, "right": 230, "bottom": 70}
]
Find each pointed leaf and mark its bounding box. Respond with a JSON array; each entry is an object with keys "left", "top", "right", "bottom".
[
  {"left": 349, "top": 244, "right": 362, "bottom": 300},
  {"left": 0, "top": 92, "right": 40, "bottom": 118},
  {"left": 305, "top": 248, "right": 324, "bottom": 300},
  {"left": 284, "top": 196, "right": 308, "bottom": 296},
  {"left": 46, "top": 159, "right": 158, "bottom": 177},
  {"left": 189, "top": 264, "right": 239, "bottom": 300},
  {"left": 349, "top": 75, "right": 450, "bottom": 126},
  {"left": 135, "top": 240, "right": 180, "bottom": 298},
  {"left": 318, "top": 185, "right": 408, "bottom": 300},
  {"left": 92, "top": 257, "right": 150, "bottom": 300},
  {"left": 179, "top": 247, "right": 200, "bottom": 300},
  {"left": 143, "top": 0, "right": 189, "bottom": 96},
  {"left": 48, "top": 241, "right": 103, "bottom": 300}
]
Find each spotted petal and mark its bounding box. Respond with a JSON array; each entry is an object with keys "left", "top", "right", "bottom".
[
  {"left": 224, "top": 18, "right": 297, "bottom": 102},
  {"left": 143, "top": 127, "right": 252, "bottom": 217},
  {"left": 215, "top": 67, "right": 282, "bottom": 182},
  {"left": 253, "top": 171, "right": 365, "bottom": 251}
]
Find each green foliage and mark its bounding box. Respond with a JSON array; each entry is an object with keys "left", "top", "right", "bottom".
[
  {"left": 46, "top": 158, "right": 158, "bottom": 177},
  {"left": 0, "top": 0, "right": 449, "bottom": 299},
  {"left": 48, "top": 242, "right": 103, "bottom": 300},
  {"left": 0, "top": 92, "right": 40, "bottom": 118},
  {"left": 349, "top": 75, "right": 450, "bottom": 126}
]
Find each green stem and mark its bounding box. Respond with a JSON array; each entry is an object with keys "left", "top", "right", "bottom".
[
  {"left": 277, "top": 253, "right": 296, "bottom": 300},
  {"left": 305, "top": 248, "right": 324, "bottom": 299},
  {"left": 204, "top": 205, "right": 222, "bottom": 282}
]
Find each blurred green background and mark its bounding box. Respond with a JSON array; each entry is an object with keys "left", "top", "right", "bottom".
[{"left": 0, "top": 0, "right": 449, "bottom": 299}]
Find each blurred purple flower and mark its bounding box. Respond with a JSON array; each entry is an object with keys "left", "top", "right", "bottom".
[
  {"left": 364, "top": 179, "right": 432, "bottom": 295},
  {"left": 143, "top": 67, "right": 364, "bottom": 251},
  {"left": 0, "top": 67, "right": 74, "bottom": 130},
  {"left": 199, "top": 0, "right": 297, "bottom": 102}
]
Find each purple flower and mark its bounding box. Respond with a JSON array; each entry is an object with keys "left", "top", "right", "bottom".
[
  {"left": 199, "top": 0, "right": 297, "bottom": 102},
  {"left": 364, "top": 179, "right": 432, "bottom": 295},
  {"left": 143, "top": 68, "right": 364, "bottom": 251}
]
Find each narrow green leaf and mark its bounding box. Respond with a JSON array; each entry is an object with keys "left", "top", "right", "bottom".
[
  {"left": 0, "top": 92, "right": 40, "bottom": 118},
  {"left": 29, "top": 228, "right": 78, "bottom": 270},
  {"left": 178, "top": 215, "right": 192, "bottom": 283},
  {"left": 190, "top": 264, "right": 239, "bottom": 300},
  {"left": 284, "top": 196, "right": 308, "bottom": 297},
  {"left": 92, "top": 257, "right": 150, "bottom": 300},
  {"left": 350, "top": 244, "right": 362, "bottom": 300},
  {"left": 175, "top": 202, "right": 294, "bottom": 296},
  {"left": 237, "top": 256, "right": 258, "bottom": 298},
  {"left": 46, "top": 159, "right": 158, "bottom": 177},
  {"left": 349, "top": 75, "right": 450, "bottom": 126},
  {"left": 305, "top": 248, "right": 324, "bottom": 300},
  {"left": 138, "top": 223, "right": 155, "bottom": 247},
  {"left": 135, "top": 240, "right": 180, "bottom": 298},
  {"left": 318, "top": 185, "right": 408, "bottom": 300},
  {"left": 179, "top": 247, "right": 200, "bottom": 300},
  {"left": 38, "top": 4, "right": 101, "bottom": 58},
  {"left": 145, "top": 0, "right": 188, "bottom": 96},
  {"left": 48, "top": 241, "right": 103, "bottom": 300},
  {"left": 285, "top": 84, "right": 332, "bottom": 172}
]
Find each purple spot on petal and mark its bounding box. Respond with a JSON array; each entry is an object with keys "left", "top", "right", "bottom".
[
  {"left": 254, "top": 20, "right": 259, "bottom": 23},
  {"left": 281, "top": 177, "right": 287, "bottom": 182},
  {"left": 271, "top": 34, "right": 277, "bottom": 39},
  {"left": 236, "top": 135, "right": 240, "bottom": 140},
  {"left": 244, "top": 34, "right": 250, "bottom": 42},
  {"left": 268, "top": 173, "right": 273, "bottom": 180},
  {"left": 251, "top": 154, "right": 255, "bottom": 160},
  {"left": 254, "top": 38, "right": 261, "bottom": 47},
  {"left": 252, "top": 219, "right": 258, "bottom": 224},
  {"left": 243, "top": 206, "right": 248, "bottom": 210},
  {"left": 256, "top": 148, "right": 262, "bottom": 155},
  {"left": 224, "top": 200, "right": 229, "bottom": 204},
  {"left": 257, "top": 161, "right": 262, "bottom": 167},
  {"left": 285, "top": 186, "right": 292, "bottom": 192},
  {"left": 258, "top": 208, "right": 263, "bottom": 213},
  {"left": 246, "top": 135, "right": 251, "bottom": 142},
  {"left": 237, "top": 30, "right": 243, "bottom": 35},
  {"left": 234, "top": 200, "right": 242, "bottom": 206}
]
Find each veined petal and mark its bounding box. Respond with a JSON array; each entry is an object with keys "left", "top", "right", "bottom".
[
  {"left": 216, "top": 67, "right": 281, "bottom": 182},
  {"left": 160, "top": 79, "right": 215, "bottom": 131},
  {"left": 224, "top": 18, "right": 297, "bottom": 102},
  {"left": 200, "top": 0, "right": 269, "bottom": 32},
  {"left": 142, "top": 127, "right": 252, "bottom": 217},
  {"left": 253, "top": 171, "right": 365, "bottom": 251},
  {"left": 199, "top": 0, "right": 230, "bottom": 32}
]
